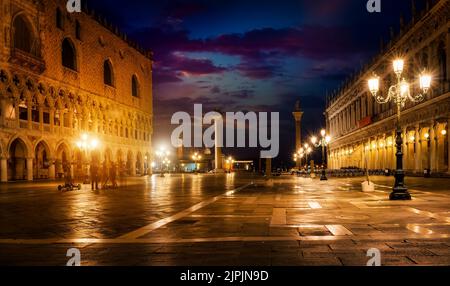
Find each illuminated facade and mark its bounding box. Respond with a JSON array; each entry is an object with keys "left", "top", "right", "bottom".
[
  {"left": 0, "top": 0, "right": 153, "bottom": 181},
  {"left": 325, "top": 0, "right": 449, "bottom": 175}
]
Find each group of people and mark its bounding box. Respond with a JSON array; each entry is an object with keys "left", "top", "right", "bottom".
[
  {"left": 61, "top": 160, "right": 121, "bottom": 191},
  {"left": 90, "top": 161, "right": 118, "bottom": 190}
]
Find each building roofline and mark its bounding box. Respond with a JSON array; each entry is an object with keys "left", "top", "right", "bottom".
[
  {"left": 81, "top": 2, "right": 153, "bottom": 61},
  {"left": 326, "top": 0, "right": 444, "bottom": 110}
]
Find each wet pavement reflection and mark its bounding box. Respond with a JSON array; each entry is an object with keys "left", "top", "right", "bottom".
[{"left": 1, "top": 174, "right": 450, "bottom": 266}]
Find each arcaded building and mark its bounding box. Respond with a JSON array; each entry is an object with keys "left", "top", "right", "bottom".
[
  {"left": 0, "top": 0, "right": 153, "bottom": 181},
  {"left": 325, "top": 0, "right": 449, "bottom": 175}
]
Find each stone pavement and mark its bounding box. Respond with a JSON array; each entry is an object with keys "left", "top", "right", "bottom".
[{"left": 0, "top": 174, "right": 450, "bottom": 266}]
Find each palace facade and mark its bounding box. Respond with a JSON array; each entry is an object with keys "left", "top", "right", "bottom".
[
  {"left": 325, "top": 0, "right": 449, "bottom": 175},
  {"left": 0, "top": 0, "right": 153, "bottom": 181}
]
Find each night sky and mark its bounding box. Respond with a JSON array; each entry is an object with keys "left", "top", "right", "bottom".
[{"left": 86, "top": 0, "right": 424, "bottom": 166}]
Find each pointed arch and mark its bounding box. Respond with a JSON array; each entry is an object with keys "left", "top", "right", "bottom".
[
  {"left": 131, "top": 74, "right": 140, "bottom": 97},
  {"left": 11, "top": 12, "right": 39, "bottom": 57},
  {"left": 62, "top": 38, "right": 77, "bottom": 71},
  {"left": 103, "top": 59, "right": 114, "bottom": 86}
]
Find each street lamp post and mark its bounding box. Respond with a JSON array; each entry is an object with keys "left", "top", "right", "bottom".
[
  {"left": 192, "top": 152, "right": 202, "bottom": 174},
  {"left": 311, "top": 129, "right": 332, "bottom": 181},
  {"left": 302, "top": 143, "right": 312, "bottom": 174},
  {"left": 225, "top": 156, "right": 234, "bottom": 173},
  {"left": 368, "top": 58, "right": 431, "bottom": 200},
  {"left": 76, "top": 133, "right": 99, "bottom": 184},
  {"left": 155, "top": 146, "right": 170, "bottom": 177}
]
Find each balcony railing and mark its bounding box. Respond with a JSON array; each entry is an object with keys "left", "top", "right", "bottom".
[{"left": 9, "top": 49, "right": 45, "bottom": 74}]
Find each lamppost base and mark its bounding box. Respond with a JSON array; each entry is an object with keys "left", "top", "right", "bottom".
[{"left": 389, "top": 187, "right": 411, "bottom": 200}]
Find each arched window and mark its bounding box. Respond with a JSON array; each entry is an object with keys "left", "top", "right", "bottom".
[
  {"left": 56, "top": 8, "right": 64, "bottom": 29},
  {"left": 62, "top": 38, "right": 77, "bottom": 71},
  {"left": 12, "top": 14, "right": 38, "bottom": 56},
  {"left": 103, "top": 60, "right": 114, "bottom": 86},
  {"left": 132, "top": 75, "right": 139, "bottom": 97}
]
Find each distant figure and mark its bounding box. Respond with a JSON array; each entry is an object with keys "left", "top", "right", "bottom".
[
  {"left": 110, "top": 163, "right": 118, "bottom": 188},
  {"left": 63, "top": 161, "right": 72, "bottom": 186},
  {"left": 101, "top": 161, "right": 109, "bottom": 189},
  {"left": 90, "top": 162, "right": 99, "bottom": 191}
]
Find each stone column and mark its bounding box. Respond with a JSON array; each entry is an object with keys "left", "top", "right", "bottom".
[
  {"left": 140, "top": 160, "right": 145, "bottom": 176},
  {"left": 48, "top": 158, "right": 55, "bottom": 179},
  {"left": 382, "top": 135, "right": 387, "bottom": 169},
  {"left": 265, "top": 158, "right": 272, "bottom": 177},
  {"left": 292, "top": 103, "right": 304, "bottom": 168},
  {"left": 27, "top": 102, "right": 32, "bottom": 130},
  {"left": 430, "top": 123, "right": 437, "bottom": 172},
  {"left": 414, "top": 126, "right": 422, "bottom": 173},
  {"left": 0, "top": 98, "right": 6, "bottom": 126},
  {"left": 68, "top": 110, "right": 74, "bottom": 135},
  {"left": 214, "top": 117, "right": 224, "bottom": 172},
  {"left": 60, "top": 111, "right": 64, "bottom": 128},
  {"left": 437, "top": 124, "right": 445, "bottom": 172},
  {"left": 130, "top": 159, "right": 136, "bottom": 176},
  {"left": 49, "top": 107, "right": 55, "bottom": 133},
  {"left": 448, "top": 119, "right": 450, "bottom": 173},
  {"left": 39, "top": 106, "right": 44, "bottom": 131},
  {"left": 26, "top": 158, "right": 33, "bottom": 181},
  {"left": 402, "top": 128, "right": 408, "bottom": 170},
  {"left": 0, "top": 157, "right": 7, "bottom": 182}
]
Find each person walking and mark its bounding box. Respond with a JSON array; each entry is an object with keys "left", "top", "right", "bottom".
[
  {"left": 101, "top": 161, "right": 109, "bottom": 189},
  {"left": 90, "top": 162, "right": 99, "bottom": 191},
  {"left": 110, "top": 162, "right": 118, "bottom": 188}
]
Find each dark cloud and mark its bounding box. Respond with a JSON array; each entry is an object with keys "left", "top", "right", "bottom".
[{"left": 133, "top": 25, "right": 374, "bottom": 83}]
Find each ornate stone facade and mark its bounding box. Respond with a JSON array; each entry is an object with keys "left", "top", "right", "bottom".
[
  {"left": 0, "top": 0, "right": 153, "bottom": 181},
  {"left": 325, "top": 0, "right": 449, "bottom": 175}
]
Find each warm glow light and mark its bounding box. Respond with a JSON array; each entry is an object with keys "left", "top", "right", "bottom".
[
  {"left": 307, "top": 147, "right": 312, "bottom": 153},
  {"left": 320, "top": 129, "right": 326, "bottom": 137},
  {"left": 81, "top": 133, "right": 88, "bottom": 141},
  {"left": 399, "top": 80, "right": 409, "bottom": 96},
  {"left": 409, "top": 136, "right": 415, "bottom": 143},
  {"left": 311, "top": 136, "right": 318, "bottom": 144},
  {"left": 419, "top": 74, "right": 432, "bottom": 93},
  {"left": 304, "top": 143, "right": 309, "bottom": 149},
  {"left": 90, "top": 139, "right": 99, "bottom": 149},
  {"left": 76, "top": 141, "right": 82, "bottom": 148},
  {"left": 442, "top": 130, "right": 448, "bottom": 136},
  {"left": 151, "top": 162, "right": 156, "bottom": 168},
  {"left": 393, "top": 59, "right": 404, "bottom": 75},
  {"left": 325, "top": 136, "right": 331, "bottom": 144},
  {"left": 424, "top": 133, "right": 430, "bottom": 139},
  {"left": 368, "top": 76, "right": 379, "bottom": 95}
]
